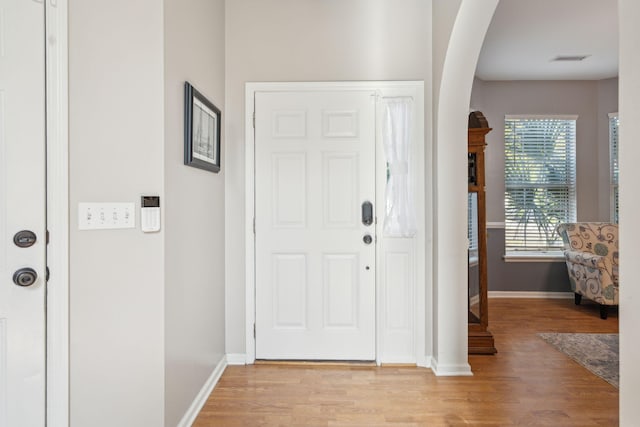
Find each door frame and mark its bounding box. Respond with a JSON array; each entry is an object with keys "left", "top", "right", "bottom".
[
  {"left": 245, "top": 81, "right": 426, "bottom": 365},
  {"left": 45, "top": 1, "right": 69, "bottom": 426}
]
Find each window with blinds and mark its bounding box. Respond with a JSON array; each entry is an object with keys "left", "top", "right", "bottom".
[
  {"left": 609, "top": 113, "right": 619, "bottom": 224},
  {"left": 468, "top": 193, "right": 479, "bottom": 261},
  {"left": 504, "top": 116, "right": 577, "bottom": 254}
]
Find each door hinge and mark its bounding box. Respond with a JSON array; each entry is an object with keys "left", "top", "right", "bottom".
[
  {"left": 253, "top": 217, "right": 256, "bottom": 234},
  {"left": 253, "top": 323, "right": 256, "bottom": 338},
  {"left": 252, "top": 111, "right": 256, "bottom": 129}
]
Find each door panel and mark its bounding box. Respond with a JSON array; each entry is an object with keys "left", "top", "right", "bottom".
[
  {"left": 272, "top": 153, "right": 307, "bottom": 227},
  {"left": 0, "top": 1, "right": 47, "bottom": 426},
  {"left": 255, "top": 91, "right": 375, "bottom": 360},
  {"left": 323, "top": 253, "right": 358, "bottom": 328},
  {"left": 273, "top": 254, "right": 307, "bottom": 328},
  {"left": 323, "top": 153, "right": 358, "bottom": 228}
]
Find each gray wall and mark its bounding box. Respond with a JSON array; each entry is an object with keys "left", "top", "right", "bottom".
[
  {"left": 597, "top": 78, "right": 619, "bottom": 220},
  {"left": 164, "top": 1, "right": 226, "bottom": 426},
  {"left": 224, "top": 0, "right": 431, "bottom": 355},
  {"left": 471, "top": 78, "right": 618, "bottom": 292},
  {"left": 487, "top": 228, "right": 570, "bottom": 292},
  {"left": 69, "top": 1, "right": 165, "bottom": 425}
]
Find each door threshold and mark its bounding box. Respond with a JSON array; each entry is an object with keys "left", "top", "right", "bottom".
[{"left": 254, "top": 359, "right": 377, "bottom": 367}]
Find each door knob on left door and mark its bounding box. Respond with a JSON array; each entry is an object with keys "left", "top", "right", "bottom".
[{"left": 13, "top": 268, "right": 38, "bottom": 287}]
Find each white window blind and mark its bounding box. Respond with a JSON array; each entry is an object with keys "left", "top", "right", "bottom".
[
  {"left": 504, "top": 116, "right": 577, "bottom": 253},
  {"left": 609, "top": 113, "right": 619, "bottom": 224},
  {"left": 468, "top": 193, "right": 478, "bottom": 257}
]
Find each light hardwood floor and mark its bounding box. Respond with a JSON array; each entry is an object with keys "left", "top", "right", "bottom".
[{"left": 194, "top": 298, "right": 619, "bottom": 426}]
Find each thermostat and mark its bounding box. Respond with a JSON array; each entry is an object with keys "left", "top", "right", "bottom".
[{"left": 141, "top": 196, "right": 160, "bottom": 232}]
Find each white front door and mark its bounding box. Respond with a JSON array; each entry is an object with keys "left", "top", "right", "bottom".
[
  {"left": 255, "top": 91, "right": 376, "bottom": 360},
  {"left": 0, "top": 0, "right": 47, "bottom": 425}
]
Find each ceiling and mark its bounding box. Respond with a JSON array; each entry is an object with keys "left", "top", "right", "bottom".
[{"left": 475, "top": 0, "right": 618, "bottom": 81}]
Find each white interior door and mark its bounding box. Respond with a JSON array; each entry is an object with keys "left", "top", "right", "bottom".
[
  {"left": 255, "top": 91, "right": 376, "bottom": 360},
  {"left": 0, "top": 0, "right": 47, "bottom": 425}
]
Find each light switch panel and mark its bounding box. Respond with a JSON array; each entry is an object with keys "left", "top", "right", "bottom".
[{"left": 78, "top": 202, "right": 135, "bottom": 230}]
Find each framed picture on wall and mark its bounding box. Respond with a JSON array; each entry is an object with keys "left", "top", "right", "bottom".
[{"left": 184, "top": 81, "right": 221, "bottom": 173}]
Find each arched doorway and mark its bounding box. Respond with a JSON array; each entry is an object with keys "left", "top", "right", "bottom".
[{"left": 431, "top": 0, "right": 499, "bottom": 375}]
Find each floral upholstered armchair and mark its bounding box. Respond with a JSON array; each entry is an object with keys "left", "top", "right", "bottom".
[{"left": 556, "top": 223, "right": 619, "bottom": 319}]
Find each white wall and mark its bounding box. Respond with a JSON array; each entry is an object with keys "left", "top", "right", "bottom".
[
  {"left": 469, "top": 76, "right": 486, "bottom": 111},
  {"left": 224, "top": 0, "right": 431, "bottom": 356},
  {"left": 471, "top": 79, "right": 618, "bottom": 223},
  {"left": 432, "top": 0, "right": 463, "bottom": 108},
  {"left": 431, "top": 0, "right": 465, "bottom": 368},
  {"left": 69, "top": 1, "right": 165, "bottom": 425},
  {"left": 163, "top": 1, "right": 226, "bottom": 426},
  {"left": 618, "top": 0, "right": 640, "bottom": 423}
]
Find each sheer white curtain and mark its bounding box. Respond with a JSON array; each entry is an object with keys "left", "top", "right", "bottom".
[{"left": 382, "top": 98, "right": 416, "bottom": 237}]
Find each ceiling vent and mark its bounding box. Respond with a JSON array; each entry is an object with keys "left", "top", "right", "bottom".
[{"left": 552, "top": 55, "right": 591, "bottom": 62}]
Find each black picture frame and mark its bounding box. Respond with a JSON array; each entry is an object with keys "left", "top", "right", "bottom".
[{"left": 184, "top": 81, "right": 221, "bottom": 173}]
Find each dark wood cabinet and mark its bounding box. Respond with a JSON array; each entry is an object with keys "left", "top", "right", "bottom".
[{"left": 468, "top": 113, "right": 496, "bottom": 355}]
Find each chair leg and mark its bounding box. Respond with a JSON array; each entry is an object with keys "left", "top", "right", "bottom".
[
  {"left": 600, "top": 305, "right": 608, "bottom": 320},
  {"left": 574, "top": 293, "right": 582, "bottom": 305}
]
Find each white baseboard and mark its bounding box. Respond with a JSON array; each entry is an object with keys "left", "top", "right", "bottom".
[
  {"left": 379, "top": 357, "right": 418, "bottom": 365},
  {"left": 430, "top": 357, "right": 473, "bottom": 376},
  {"left": 489, "top": 291, "right": 573, "bottom": 299},
  {"left": 226, "top": 353, "right": 248, "bottom": 365},
  {"left": 177, "top": 356, "right": 228, "bottom": 427},
  {"left": 416, "top": 355, "right": 431, "bottom": 369}
]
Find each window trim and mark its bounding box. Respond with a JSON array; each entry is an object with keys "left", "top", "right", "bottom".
[
  {"left": 505, "top": 114, "right": 579, "bottom": 121},
  {"left": 503, "top": 114, "right": 578, "bottom": 255},
  {"left": 503, "top": 251, "right": 566, "bottom": 263}
]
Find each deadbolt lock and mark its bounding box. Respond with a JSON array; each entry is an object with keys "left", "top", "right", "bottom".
[{"left": 13, "top": 230, "right": 37, "bottom": 248}]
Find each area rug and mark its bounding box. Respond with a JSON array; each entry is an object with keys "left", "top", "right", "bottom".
[{"left": 538, "top": 333, "right": 619, "bottom": 388}]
